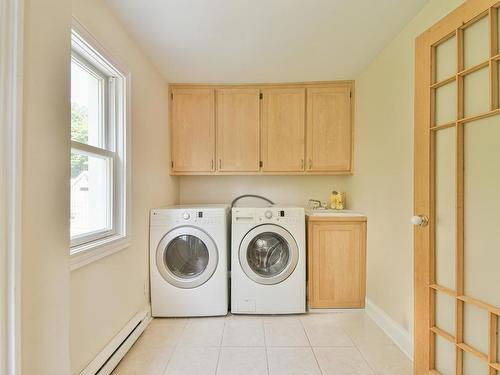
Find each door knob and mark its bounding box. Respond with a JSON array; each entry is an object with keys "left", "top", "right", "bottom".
[{"left": 411, "top": 215, "right": 429, "bottom": 227}]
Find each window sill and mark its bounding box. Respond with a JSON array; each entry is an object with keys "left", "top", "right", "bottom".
[{"left": 70, "top": 234, "right": 131, "bottom": 271}]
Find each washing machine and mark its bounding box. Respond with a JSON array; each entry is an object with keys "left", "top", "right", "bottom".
[
  {"left": 231, "top": 206, "right": 306, "bottom": 314},
  {"left": 150, "top": 205, "right": 229, "bottom": 317}
]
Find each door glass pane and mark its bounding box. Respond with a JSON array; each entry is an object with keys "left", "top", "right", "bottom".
[
  {"left": 71, "top": 58, "right": 104, "bottom": 148},
  {"left": 463, "top": 303, "right": 489, "bottom": 355},
  {"left": 436, "top": 292, "right": 456, "bottom": 335},
  {"left": 464, "top": 68, "right": 490, "bottom": 118},
  {"left": 435, "top": 335, "right": 455, "bottom": 375},
  {"left": 435, "top": 82, "right": 457, "bottom": 125},
  {"left": 165, "top": 235, "right": 209, "bottom": 279},
  {"left": 435, "top": 36, "right": 457, "bottom": 83},
  {"left": 435, "top": 127, "right": 456, "bottom": 290},
  {"left": 70, "top": 151, "right": 112, "bottom": 237},
  {"left": 247, "top": 232, "right": 290, "bottom": 277},
  {"left": 463, "top": 350, "right": 488, "bottom": 374},
  {"left": 463, "top": 16, "right": 489, "bottom": 69},
  {"left": 464, "top": 117, "right": 500, "bottom": 308}
]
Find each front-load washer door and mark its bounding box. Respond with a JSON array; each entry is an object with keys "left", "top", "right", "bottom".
[
  {"left": 239, "top": 224, "right": 299, "bottom": 285},
  {"left": 156, "top": 226, "right": 218, "bottom": 289}
]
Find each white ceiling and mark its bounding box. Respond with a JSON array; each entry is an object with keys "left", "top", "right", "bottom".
[{"left": 105, "top": 0, "right": 428, "bottom": 83}]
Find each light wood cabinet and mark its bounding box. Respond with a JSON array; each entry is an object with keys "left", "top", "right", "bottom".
[
  {"left": 217, "top": 89, "right": 260, "bottom": 172},
  {"left": 261, "top": 88, "right": 306, "bottom": 172},
  {"left": 171, "top": 88, "right": 215, "bottom": 172},
  {"left": 307, "top": 216, "right": 366, "bottom": 308},
  {"left": 169, "top": 81, "right": 354, "bottom": 175},
  {"left": 306, "top": 86, "right": 353, "bottom": 173}
]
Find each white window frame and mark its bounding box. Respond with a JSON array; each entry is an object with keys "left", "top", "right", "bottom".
[
  {"left": 70, "top": 19, "right": 131, "bottom": 271},
  {"left": 0, "top": 0, "right": 23, "bottom": 373}
]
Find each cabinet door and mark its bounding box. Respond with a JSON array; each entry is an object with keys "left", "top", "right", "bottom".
[
  {"left": 171, "top": 88, "right": 215, "bottom": 172},
  {"left": 261, "top": 88, "right": 305, "bottom": 172},
  {"left": 306, "top": 87, "right": 352, "bottom": 172},
  {"left": 308, "top": 221, "right": 366, "bottom": 308},
  {"left": 217, "top": 89, "right": 260, "bottom": 172}
]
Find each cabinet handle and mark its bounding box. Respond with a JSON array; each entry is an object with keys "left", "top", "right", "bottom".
[
  {"left": 300, "top": 159, "right": 304, "bottom": 170},
  {"left": 219, "top": 159, "right": 222, "bottom": 170},
  {"left": 308, "top": 159, "right": 312, "bottom": 169},
  {"left": 211, "top": 159, "right": 214, "bottom": 170}
]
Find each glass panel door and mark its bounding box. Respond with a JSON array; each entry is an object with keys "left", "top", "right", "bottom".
[{"left": 417, "top": 3, "right": 500, "bottom": 374}]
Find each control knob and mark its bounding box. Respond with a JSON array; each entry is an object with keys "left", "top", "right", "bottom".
[
  {"left": 264, "top": 210, "right": 273, "bottom": 219},
  {"left": 182, "top": 212, "right": 191, "bottom": 220}
]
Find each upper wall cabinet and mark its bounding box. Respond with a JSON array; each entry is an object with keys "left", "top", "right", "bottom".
[
  {"left": 261, "top": 88, "right": 306, "bottom": 172},
  {"left": 217, "top": 89, "right": 260, "bottom": 172},
  {"left": 306, "top": 86, "right": 353, "bottom": 173},
  {"left": 171, "top": 88, "right": 215, "bottom": 173},
  {"left": 169, "top": 82, "right": 354, "bottom": 175}
]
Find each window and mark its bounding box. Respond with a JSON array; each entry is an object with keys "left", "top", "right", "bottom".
[{"left": 70, "top": 26, "right": 129, "bottom": 260}]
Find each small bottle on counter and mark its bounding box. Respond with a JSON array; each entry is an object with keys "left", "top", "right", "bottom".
[{"left": 329, "top": 191, "right": 346, "bottom": 210}]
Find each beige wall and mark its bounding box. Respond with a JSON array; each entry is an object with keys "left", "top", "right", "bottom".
[
  {"left": 179, "top": 175, "right": 349, "bottom": 207},
  {"left": 70, "top": 0, "right": 177, "bottom": 373},
  {"left": 349, "top": 0, "right": 464, "bottom": 333},
  {"left": 22, "top": 0, "right": 72, "bottom": 374}
]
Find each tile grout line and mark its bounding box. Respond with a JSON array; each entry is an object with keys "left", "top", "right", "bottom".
[
  {"left": 262, "top": 319, "right": 271, "bottom": 375},
  {"left": 298, "top": 316, "right": 324, "bottom": 375},
  {"left": 161, "top": 318, "right": 189, "bottom": 375},
  {"left": 354, "top": 343, "right": 378, "bottom": 375},
  {"left": 213, "top": 318, "right": 227, "bottom": 375}
]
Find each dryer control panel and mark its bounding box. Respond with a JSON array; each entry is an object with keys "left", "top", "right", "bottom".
[{"left": 151, "top": 208, "right": 226, "bottom": 226}]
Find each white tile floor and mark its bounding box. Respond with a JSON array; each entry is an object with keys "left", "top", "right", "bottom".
[{"left": 112, "top": 311, "right": 413, "bottom": 375}]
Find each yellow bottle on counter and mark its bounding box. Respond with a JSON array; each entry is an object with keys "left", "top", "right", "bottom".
[
  {"left": 329, "top": 191, "right": 338, "bottom": 210},
  {"left": 329, "top": 191, "right": 346, "bottom": 210}
]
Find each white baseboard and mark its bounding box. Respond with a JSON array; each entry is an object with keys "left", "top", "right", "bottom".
[
  {"left": 80, "top": 306, "right": 151, "bottom": 375},
  {"left": 365, "top": 298, "right": 413, "bottom": 361}
]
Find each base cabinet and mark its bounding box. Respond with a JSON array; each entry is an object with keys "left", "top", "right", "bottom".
[{"left": 307, "top": 217, "right": 367, "bottom": 308}]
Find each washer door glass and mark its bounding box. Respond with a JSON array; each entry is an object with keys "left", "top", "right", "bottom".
[
  {"left": 165, "top": 235, "right": 209, "bottom": 279},
  {"left": 156, "top": 226, "right": 218, "bottom": 289},
  {"left": 247, "top": 232, "right": 290, "bottom": 277},
  {"left": 239, "top": 224, "right": 299, "bottom": 285}
]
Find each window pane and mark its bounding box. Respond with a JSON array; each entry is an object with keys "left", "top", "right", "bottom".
[
  {"left": 70, "top": 151, "right": 112, "bottom": 239},
  {"left": 71, "top": 58, "right": 104, "bottom": 148}
]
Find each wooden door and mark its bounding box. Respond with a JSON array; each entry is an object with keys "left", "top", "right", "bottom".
[
  {"left": 261, "top": 88, "right": 305, "bottom": 172},
  {"left": 306, "top": 86, "right": 353, "bottom": 172},
  {"left": 308, "top": 220, "right": 366, "bottom": 308},
  {"left": 217, "top": 89, "right": 260, "bottom": 172},
  {"left": 414, "top": 1, "right": 500, "bottom": 374},
  {"left": 171, "top": 88, "right": 215, "bottom": 172}
]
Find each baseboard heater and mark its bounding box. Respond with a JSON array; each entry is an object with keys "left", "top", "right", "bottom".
[{"left": 80, "top": 307, "right": 151, "bottom": 375}]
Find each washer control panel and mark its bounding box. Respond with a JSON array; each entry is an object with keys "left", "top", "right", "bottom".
[{"left": 232, "top": 207, "right": 304, "bottom": 224}]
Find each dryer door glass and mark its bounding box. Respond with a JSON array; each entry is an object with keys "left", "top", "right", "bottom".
[
  {"left": 156, "top": 226, "right": 219, "bottom": 289},
  {"left": 247, "top": 232, "right": 290, "bottom": 277},
  {"left": 165, "top": 235, "right": 209, "bottom": 279}
]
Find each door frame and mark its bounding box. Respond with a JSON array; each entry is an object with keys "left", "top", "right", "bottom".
[
  {"left": 414, "top": 1, "right": 500, "bottom": 374},
  {"left": 0, "top": 0, "right": 23, "bottom": 374}
]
